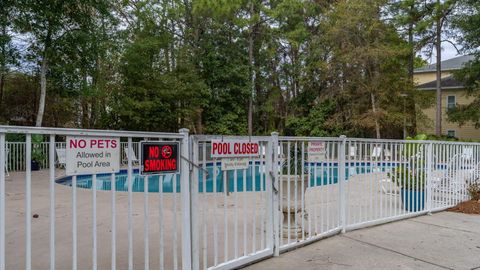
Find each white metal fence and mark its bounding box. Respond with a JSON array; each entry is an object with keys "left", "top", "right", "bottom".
[
  {"left": 190, "top": 136, "right": 275, "bottom": 269},
  {"left": 4, "top": 141, "right": 140, "bottom": 171},
  {"left": 0, "top": 126, "right": 190, "bottom": 270},
  {"left": 0, "top": 126, "right": 479, "bottom": 270}
]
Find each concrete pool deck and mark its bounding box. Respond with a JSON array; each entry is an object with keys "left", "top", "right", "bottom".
[{"left": 243, "top": 211, "right": 480, "bottom": 270}]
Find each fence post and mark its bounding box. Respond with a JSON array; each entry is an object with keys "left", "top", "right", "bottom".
[
  {"left": 426, "top": 142, "right": 433, "bottom": 214},
  {"left": 0, "top": 133, "right": 5, "bottom": 270},
  {"left": 190, "top": 136, "right": 199, "bottom": 270},
  {"left": 179, "top": 128, "right": 192, "bottom": 270},
  {"left": 339, "top": 135, "right": 347, "bottom": 233},
  {"left": 270, "top": 132, "right": 280, "bottom": 257}
]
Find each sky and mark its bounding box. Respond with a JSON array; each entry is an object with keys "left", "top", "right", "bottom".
[{"left": 424, "top": 41, "right": 463, "bottom": 64}]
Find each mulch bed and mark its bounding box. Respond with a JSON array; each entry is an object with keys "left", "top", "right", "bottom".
[{"left": 448, "top": 200, "right": 480, "bottom": 215}]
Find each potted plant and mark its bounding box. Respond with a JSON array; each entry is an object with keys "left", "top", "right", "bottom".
[
  {"left": 389, "top": 165, "right": 426, "bottom": 212},
  {"left": 31, "top": 135, "right": 45, "bottom": 171},
  {"left": 279, "top": 144, "right": 309, "bottom": 237}
]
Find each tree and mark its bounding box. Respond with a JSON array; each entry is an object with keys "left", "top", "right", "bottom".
[
  {"left": 16, "top": 0, "right": 110, "bottom": 127},
  {"left": 0, "top": 0, "right": 19, "bottom": 119},
  {"left": 2, "top": 0, "right": 424, "bottom": 139},
  {"left": 322, "top": 0, "right": 411, "bottom": 138},
  {"left": 448, "top": 0, "right": 480, "bottom": 127},
  {"left": 389, "top": 0, "right": 438, "bottom": 136}
]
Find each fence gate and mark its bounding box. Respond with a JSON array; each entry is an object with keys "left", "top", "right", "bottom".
[
  {"left": 190, "top": 135, "right": 275, "bottom": 270},
  {"left": 1, "top": 126, "right": 478, "bottom": 270},
  {"left": 0, "top": 126, "right": 191, "bottom": 270}
]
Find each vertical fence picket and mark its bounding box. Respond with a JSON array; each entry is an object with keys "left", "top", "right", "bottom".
[
  {"left": 25, "top": 134, "right": 32, "bottom": 270},
  {"left": 111, "top": 173, "right": 116, "bottom": 270},
  {"left": 0, "top": 134, "right": 5, "bottom": 270},
  {"left": 49, "top": 135, "right": 55, "bottom": 270}
]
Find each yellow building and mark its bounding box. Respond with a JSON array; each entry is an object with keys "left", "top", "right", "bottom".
[{"left": 414, "top": 55, "right": 480, "bottom": 140}]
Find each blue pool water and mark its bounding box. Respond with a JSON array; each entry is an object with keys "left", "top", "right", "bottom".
[{"left": 56, "top": 162, "right": 395, "bottom": 193}]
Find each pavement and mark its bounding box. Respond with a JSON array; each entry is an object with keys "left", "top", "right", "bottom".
[{"left": 243, "top": 211, "right": 480, "bottom": 270}]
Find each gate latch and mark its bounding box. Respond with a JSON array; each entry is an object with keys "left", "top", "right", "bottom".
[
  {"left": 180, "top": 155, "right": 209, "bottom": 176},
  {"left": 270, "top": 171, "right": 278, "bottom": 194}
]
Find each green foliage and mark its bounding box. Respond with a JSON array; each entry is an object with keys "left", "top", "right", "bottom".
[
  {"left": 467, "top": 182, "right": 480, "bottom": 200},
  {"left": 406, "top": 134, "right": 428, "bottom": 140},
  {"left": 285, "top": 100, "right": 342, "bottom": 137},
  {"left": 2, "top": 0, "right": 473, "bottom": 139},
  {"left": 448, "top": 57, "right": 480, "bottom": 128},
  {"left": 31, "top": 134, "right": 45, "bottom": 162},
  {"left": 406, "top": 133, "right": 480, "bottom": 142},
  {"left": 318, "top": 0, "right": 414, "bottom": 138},
  {"left": 388, "top": 165, "right": 426, "bottom": 190},
  {"left": 447, "top": 0, "right": 480, "bottom": 129}
]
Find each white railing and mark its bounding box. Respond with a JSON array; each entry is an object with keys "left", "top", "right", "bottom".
[
  {"left": 191, "top": 135, "right": 274, "bottom": 269},
  {"left": 4, "top": 141, "right": 140, "bottom": 172},
  {"left": 1, "top": 126, "right": 478, "bottom": 270},
  {"left": 0, "top": 126, "right": 190, "bottom": 270},
  {"left": 275, "top": 136, "right": 479, "bottom": 253}
]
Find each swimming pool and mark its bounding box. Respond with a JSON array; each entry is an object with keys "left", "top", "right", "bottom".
[{"left": 56, "top": 162, "right": 395, "bottom": 193}]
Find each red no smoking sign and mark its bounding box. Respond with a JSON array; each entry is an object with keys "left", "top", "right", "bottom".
[{"left": 140, "top": 141, "right": 179, "bottom": 175}]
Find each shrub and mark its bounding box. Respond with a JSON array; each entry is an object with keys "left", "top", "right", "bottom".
[
  {"left": 31, "top": 134, "right": 45, "bottom": 162},
  {"left": 467, "top": 182, "right": 480, "bottom": 201},
  {"left": 388, "top": 165, "right": 426, "bottom": 190}
]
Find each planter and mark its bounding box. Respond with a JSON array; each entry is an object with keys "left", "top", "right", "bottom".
[
  {"left": 280, "top": 175, "right": 309, "bottom": 238},
  {"left": 401, "top": 188, "right": 425, "bottom": 212},
  {"left": 31, "top": 160, "right": 40, "bottom": 171}
]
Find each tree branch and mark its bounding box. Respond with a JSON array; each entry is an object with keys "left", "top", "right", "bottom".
[{"left": 441, "top": 39, "right": 461, "bottom": 54}]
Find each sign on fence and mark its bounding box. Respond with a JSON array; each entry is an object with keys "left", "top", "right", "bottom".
[
  {"left": 221, "top": 157, "right": 249, "bottom": 171},
  {"left": 307, "top": 141, "right": 326, "bottom": 162},
  {"left": 211, "top": 139, "right": 260, "bottom": 158},
  {"left": 140, "top": 141, "right": 179, "bottom": 175},
  {"left": 66, "top": 136, "right": 120, "bottom": 175}
]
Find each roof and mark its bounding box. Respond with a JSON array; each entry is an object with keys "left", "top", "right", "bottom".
[
  {"left": 414, "top": 55, "right": 475, "bottom": 73},
  {"left": 416, "top": 75, "right": 463, "bottom": 90}
]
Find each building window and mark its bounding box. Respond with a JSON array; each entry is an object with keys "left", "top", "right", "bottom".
[
  {"left": 447, "top": 95, "right": 456, "bottom": 110},
  {"left": 447, "top": 130, "right": 456, "bottom": 138}
]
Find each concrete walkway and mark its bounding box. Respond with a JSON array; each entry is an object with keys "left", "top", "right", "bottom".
[{"left": 244, "top": 212, "right": 480, "bottom": 270}]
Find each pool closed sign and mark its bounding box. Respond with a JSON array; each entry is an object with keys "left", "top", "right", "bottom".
[
  {"left": 211, "top": 139, "right": 260, "bottom": 158},
  {"left": 66, "top": 136, "right": 121, "bottom": 176},
  {"left": 140, "top": 141, "right": 180, "bottom": 175}
]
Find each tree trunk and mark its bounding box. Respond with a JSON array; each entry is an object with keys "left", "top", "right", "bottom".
[
  {"left": 370, "top": 92, "right": 381, "bottom": 139},
  {"left": 407, "top": 8, "right": 414, "bottom": 80},
  {"left": 195, "top": 108, "right": 203, "bottom": 134},
  {"left": 247, "top": 1, "right": 255, "bottom": 136},
  {"left": 35, "top": 28, "right": 51, "bottom": 127},
  {"left": 35, "top": 55, "right": 48, "bottom": 127},
  {"left": 435, "top": 4, "right": 442, "bottom": 137},
  {"left": 0, "top": 26, "right": 5, "bottom": 117},
  {"left": 407, "top": 16, "right": 416, "bottom": 137},
  {"left": 0, "top": 73, "right": 4, "bottom": 115}
]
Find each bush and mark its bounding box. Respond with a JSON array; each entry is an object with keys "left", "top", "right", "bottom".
[
  {"left": 467, "top": 182, "right": 480, "bottom": 201},
  {"left": 388, "top": 165, "right": 426, "bottom": 190},
  {"left": 407, "top": 133, "right": 480, "bottom": 143},
  {"left": 31, "top": 134, "right": 45, "bottom": 162}
]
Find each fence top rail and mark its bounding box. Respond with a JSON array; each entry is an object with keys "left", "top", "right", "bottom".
[
  {"left": 0, "top": 125, "right": 184, "bottom": 139},
  {"left": 346, "top": 137, "right": 480, "bottom": 146},
  {"left": 279, "top": 136, "right": 343, "bottom": 142},
  {"left": 192, "top": 134, "right": 271, "bottom": 142},
  {"left": 279, "top": 135, "right": 480, "bottom": 146}
]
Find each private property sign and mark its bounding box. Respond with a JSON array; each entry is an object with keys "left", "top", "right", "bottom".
[
  {"left": 211, "top": 139, "right": 260, "bottom": 158},
  {"left": 307, "top": 141, "right": 326, "bottom": 162},
  {"left": 140, "top": 141, "right": 179, "bottom": 175},
  {"left": 66, "top": 136, "right": 120, "bottom": 176}
]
